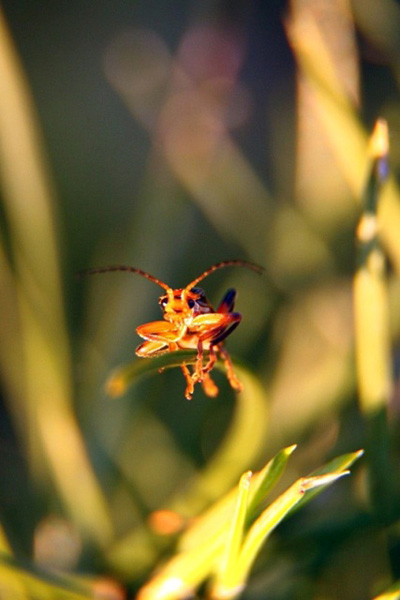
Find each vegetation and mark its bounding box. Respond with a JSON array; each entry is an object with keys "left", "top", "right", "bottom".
[{"left": 1, "top": 2, "right": 400, "bottom": 598}]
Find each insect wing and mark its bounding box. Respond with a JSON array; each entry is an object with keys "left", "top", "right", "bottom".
[
  {"left": 209, "top": 313, "right": 241, "bottom": 345},
  {"left": 136, "top": 340, "right": 169, "bottom": 357},
  {"left": 188, "top": 312, "right": 242, "bottom": 344},
  {"left": 217, "top": 288, "right": 237, "bottom": 313},
  {"left": 136, "top": 320, "right": 181, "bottom": 342}
]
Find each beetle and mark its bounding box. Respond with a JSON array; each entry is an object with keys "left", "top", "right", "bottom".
[{"left": 81, "top": 260, "right": 263, "bottom": 399}]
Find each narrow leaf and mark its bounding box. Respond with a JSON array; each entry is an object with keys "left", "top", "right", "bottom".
[
  {"left": 106, "top": 350, "right": 198, "bottom": 397},
  {"left": 293, "top": 449, "right": 363, "bottom": 512},
  {"left": 213, "top": 472, "right": 252, "bottom": 596},
  {"left": 179, "top": 445, "right": 295, "bottom": 552},
  {"left": 246, "top": 444, "right": 297, "bottom": 523},
  {"left": 0, "top": 552, "right": 92, "bottom": 600},
  {"left": 225, "top": 472, "right": 349, "bottom": 596},
  {"left": 373, "top": 580, "right": 400, "bottom": 600}
]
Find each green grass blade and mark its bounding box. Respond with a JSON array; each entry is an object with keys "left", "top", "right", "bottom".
[
  {"left": 286, "top": 11, "right": 400, "bottom": 274},
  {"left": 354, "top": 120, "right": 391, "bottom": 416},
  {"left": 224, "top": 473, "right": 349, "bottom": 598},
  {"left": 212, "top": 471, "right": 252, "bottom": 598},
  {"left": 0, "top": 552, "right": 93, "bottom": 600},
  {"left": 109, "top": 363, "right": 269, "bottom": 576},
  {"left": 0, "top": 10, "right": 113, "bottom": 545},
  {"left": 373, "top": 580, "right": 400, "bottom": 600},
  {"left": 0, "top": 527, "right": 28, "bottom": 600},
  {"left": 134, "top": 448, "right": 293, "bottom": 600},
  {"left": 109, "top": 360, "right": 269, "bottom": 518},
  {"left": 171, "top": 364, "right": 269, "bottom": 515},
  {"left": 136, "top": 450, "right": 355, "bottom": 600},
  {"left": 245, "top": 444, "right": 297, "bottom": 522},
  {"left": 293, "top": 449, "right": 364, "bottom": 512},
  {"left": 353, "top": 120, "right": 397, "bottom": 522},
  {"left": 106, "top": 350, "right": 198, "bottom": 397},
  {"left": 178, "top": 445, "right": 296, "bottom": 554}
]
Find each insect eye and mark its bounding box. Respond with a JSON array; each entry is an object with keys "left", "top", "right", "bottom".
[
  {"left": 159, "top": 297, "right": 168, "bottom": 307},
  {"left": 187, "top": 298, "right": 195, "bottom": 308}
]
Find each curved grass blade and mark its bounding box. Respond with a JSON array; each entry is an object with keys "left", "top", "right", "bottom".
[
  {"left": 107, "top": 354, "right": 270, "bottom": 517},
  {"left": 106, "top": 350, "right": 199, "bottom": 397},
  {"left": 108, "top": 363, "right": 269, "bottom": 576},
  {"left": 0, "top": 552, "right": 92, "bottom": 600},
  {"left": 171, "top": 365, "right": 269, "bottom": 515}
]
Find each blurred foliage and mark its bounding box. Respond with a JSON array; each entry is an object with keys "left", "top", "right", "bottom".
[{"left": 1, "top": 0, "right": 400, "bottom": 598}]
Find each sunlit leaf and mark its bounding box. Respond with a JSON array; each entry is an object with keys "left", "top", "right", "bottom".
[
  {"left": 180, "top": 445, "right": 296, "bottom": 552},
  {"left": 373, "top": 580, "right": 400, "bottom": 600},
  {"left": 293, "top": 449, "right": 364, "bottom": 511},
  {"left": 211, "top": 472, "right": 349, "bottom": 599},
  {"left": 0, "top": 10, "right": 113, "bottom": 545},
  {"left": 106, "top": 350, "right": 198, "bottom": 398},
  {"left": 0, "top": 552, "right": 92, "bottom": 600},
  {"left": 137, "top": 449, "right": 361, "bottom": 600}
]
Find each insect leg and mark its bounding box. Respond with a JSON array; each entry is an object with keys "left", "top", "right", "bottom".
[
  {"left": 167, "top": 340, "right": 195, "bottom": 401},
  {"left": 218, "top": 345, "right": 243, "bottom": 392},
  {"left": 194, "top": 339, "right": 205, "bottom": 383},
  {"left": 182, "top": 365, "right": 196, "bottom": 400},
  {"left": 201, "top": 372, "right": 219, "bottom": 397},
  {"left": 202, "top": 344, "right": 217, "bottom": 375},
  {"left": 199, "top": 344, "right": 219, "bottom": 397},
  {"left": 201, "top": 342, "right": 242, "bottom": 394},
  {"left": 187, "top": 339, "right": 211, "bottom": 398}
]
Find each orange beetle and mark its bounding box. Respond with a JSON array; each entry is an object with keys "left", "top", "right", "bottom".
[{"left": 82, "top": 260, "right": 262, "bottom": 399}]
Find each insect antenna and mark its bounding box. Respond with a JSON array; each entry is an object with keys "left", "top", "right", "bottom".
[
  {"left": 185, "top": 260, "right": 264, "bottom": 290},
  {"left": 78, "top": 265, "right": 171, "bottom": 291}
]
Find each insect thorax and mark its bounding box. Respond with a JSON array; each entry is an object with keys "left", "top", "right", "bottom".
[{"left": 158, "top": 287, "right": 213, "bottom": 321}]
